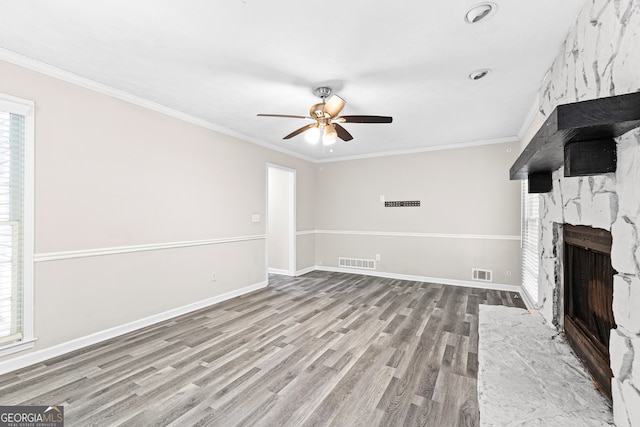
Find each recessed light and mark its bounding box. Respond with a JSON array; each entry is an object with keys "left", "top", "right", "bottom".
[
  {"left": 469, "top": 69, "right": 491, "bottom": 80},
  {"left": 465, "top": 3, "right": 497, "bottom": 23}
]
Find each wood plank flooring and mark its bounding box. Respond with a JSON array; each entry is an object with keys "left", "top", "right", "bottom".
[{"left": 0, "top": 271, "right": 525, "bottom": 426}]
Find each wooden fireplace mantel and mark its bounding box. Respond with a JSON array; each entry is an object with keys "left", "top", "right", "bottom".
[{"left": 510, "top": 92, "right": 640, "bottom": 193}]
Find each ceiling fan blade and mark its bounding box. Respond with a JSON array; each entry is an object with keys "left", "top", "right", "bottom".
[
  {"left": 283, "top": 123, "right": 317, "bottom": 139},
  {"left": 257, "top": 114, "right": 310, "bottom": 119},
  {"left": 337, "top": 115, "right": 393, "bottom": 123},
  {"left": 333, "top": 123, "right": 354, "bottom": 141},
  {"left": 322, "top": 95, "right": 346, "bottom": 118}
]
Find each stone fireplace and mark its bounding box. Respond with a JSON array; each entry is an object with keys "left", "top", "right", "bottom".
[
  {"left": 539, "top": 137, "right": 640, "bottom": 426},
  {"left": 528, "top": 0, "right": 640, "bottom": 424},
  {"left": 537, "top": 147, "right": 640, "bottom": 423},
  {"left": 537, "top": 155, "right": 640, "bottom": 423}
]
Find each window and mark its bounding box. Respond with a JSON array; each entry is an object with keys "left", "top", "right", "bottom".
[
  {"left": 521, "top": 180, "right": 540, "bottom": 307},
  {"left": 0, "top": 94, "right": 34, "bottom": 357}
]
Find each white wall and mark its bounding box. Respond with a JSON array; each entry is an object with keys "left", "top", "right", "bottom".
[
  {"left": 314, "top": 142, "right": 523, "bottom": 286},
  {"left": 0, "top": 58, "right": 316, "bottom": 365}
]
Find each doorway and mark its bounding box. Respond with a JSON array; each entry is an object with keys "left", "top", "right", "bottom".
[{"left": 267, "top": 164, "right": 296, "bottom": 276}]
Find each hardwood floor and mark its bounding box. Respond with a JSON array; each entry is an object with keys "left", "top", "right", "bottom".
[{"left": 0, "top": 271, "right": 525, "bottom": 426}]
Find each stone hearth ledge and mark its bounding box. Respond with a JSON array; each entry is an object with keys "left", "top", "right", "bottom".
[{"left": 478, "top": 305, "right": 613, "bottom": 426}]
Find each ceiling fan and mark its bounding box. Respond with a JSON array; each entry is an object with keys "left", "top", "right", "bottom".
[{"left": 257, "top": 86, "right": 392, "bottom": 145}]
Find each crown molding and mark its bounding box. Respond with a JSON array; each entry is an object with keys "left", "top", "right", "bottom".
[
  {"left": 0, "top": 48, "right": 315, "bottom": 163},
  {"left": 314, "top": 135, "right": 520, "bottom": 163}
]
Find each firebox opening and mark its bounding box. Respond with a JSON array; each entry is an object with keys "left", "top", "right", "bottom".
[{"left": 563, "top": 224, "right": 616, "bottom": 400}]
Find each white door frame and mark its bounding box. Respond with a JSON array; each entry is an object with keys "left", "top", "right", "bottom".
[{"left": 266, "top": 163, "right": 296, "bottom": 276}]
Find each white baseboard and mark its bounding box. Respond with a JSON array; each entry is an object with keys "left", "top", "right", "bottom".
[
  {"left": 0, "top": 280, "right": 267, "bottom": 376},
  {"left": 268, "top": 265, "right": 315, "bottom": 277},
  {"left": 295, "top": 266, "right": 316, "bottom": 276},
  {"left": 267, "top": 268, "right": 292, "bottom": 276},
  {"left": 518, "top": 287, "right": 538, "bottom": 310},
  {"left": 313, "top": 266, "right": 522, "bottom": 293}
]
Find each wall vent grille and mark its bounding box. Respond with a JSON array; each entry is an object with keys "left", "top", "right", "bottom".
[
  {"left": 339, "top": 257, "right": 376, "bottom": 270},
  {"left": 472, "top": 268, "right": 493, "bottom": 282}
]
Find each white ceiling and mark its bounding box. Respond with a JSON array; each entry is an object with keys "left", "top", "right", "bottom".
[{"left": 0, "top": 0, "right": 586, "bottom": 161}]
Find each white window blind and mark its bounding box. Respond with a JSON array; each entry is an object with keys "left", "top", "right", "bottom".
[
  {"left": 521, "top": 180, "right": 540, "bottom": 306},
  {"left": 0, "top": 111, "right": 24, "bottom": 344},
  {"left": 0, "top": 94, "right": 34, "bottom": 356}
]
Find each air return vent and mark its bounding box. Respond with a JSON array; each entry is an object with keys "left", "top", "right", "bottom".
[
  {"left": 472, "top": 268, "right": 493, "bottom": 282},
  {"left": 339, "top": 257, "right": 376, "bottom": 270}
]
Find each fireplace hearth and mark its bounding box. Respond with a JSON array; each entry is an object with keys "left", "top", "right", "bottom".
[{"left": 563, "top": 224, "right": 616, "bottom": 400}]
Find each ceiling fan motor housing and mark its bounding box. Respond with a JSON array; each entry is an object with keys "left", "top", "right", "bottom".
[
  {"left": 310, "top": 103, "right": 327, "bottom": 119},
  {"left": 313, "top": 86, "right": 332, "bottom": 100}
]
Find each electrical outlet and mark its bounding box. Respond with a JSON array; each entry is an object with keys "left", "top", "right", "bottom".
[
  {"left": 211, "top": 272, "right": 217, "bottom": 282},
  {"left": 375, "top": 254, "right": 381, "bottom": 261}
]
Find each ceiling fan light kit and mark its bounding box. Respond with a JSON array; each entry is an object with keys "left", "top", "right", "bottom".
[
  {"left": 257, "top": 86, "right": 392, "bottom": 146},
  {"left": 304, "top": 126, "right": 320, "bottom": 144},
  {"left": 323, "top": 124, "right": 338, "bottom": 146}
]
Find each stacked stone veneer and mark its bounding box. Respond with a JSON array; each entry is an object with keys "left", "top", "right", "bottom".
[{"left": 535, "top": 0, "right": 640, "bottom": 425}]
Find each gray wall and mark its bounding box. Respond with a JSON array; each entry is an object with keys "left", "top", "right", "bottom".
[{"left": 314, "top": 142, "right": 522, "bottom": 285}]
